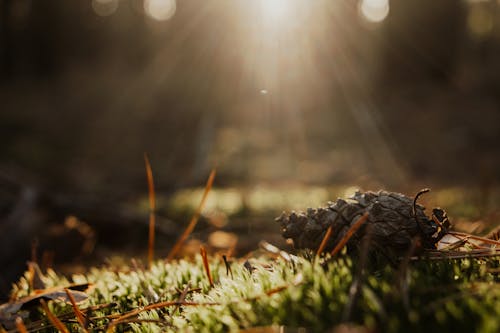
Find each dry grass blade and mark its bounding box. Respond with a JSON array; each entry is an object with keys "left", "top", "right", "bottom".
[
  {"left": 64, "top": 288, "right": 89, "bottom": 333},
  {"left": 331, "top": 212, "right": 369, "bottom": 257},
  {"left": 15, "top": 317, "right": 28, "bottom": 333},
  {"left": 200, "top": 246, "right": 214, "bottom": 287},
  {"left": 316, "top": 225, "right": 333, "bottom": 256},
  {"left": 40, "top": 299, "right": 70, "bottom": 333},
  {"left": 167, "top": 169, "right": 216, "bottom": 261},
  {"left": 144, "top": 153, "right": 156, "bottom": 268}
]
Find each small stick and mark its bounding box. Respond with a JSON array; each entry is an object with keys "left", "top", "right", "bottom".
[
  {"left": 65, "top": 288, "right": 89, "bottom": 333},
  {"left": 144, "top": 153, "right": 156, "bottom": 268},
  {"left": 200, "top": 246, "right": 214, "bottom": 287},
  {"left": 331, "top": 212, "right": 369, "bottom": 257},
  {"left": 167, "top": 169, "right": 216, "bottom": 261},
  {"left": 40, "top": 299, "right": 70, "bottom": 333},
  {"left": 316, "top": 225, "right": 333, "bottom": 256}
]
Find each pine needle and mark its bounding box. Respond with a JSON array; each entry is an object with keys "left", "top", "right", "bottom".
[
  {"left": 15, "top": 317, "right": 28, "bottom": 333},
  {"left": 316, "top": 225, "right": 333, "bottom": 256},
  {"left": 200, "top": 246, "right": 214, "bottom": 287},
  {"left": 331, "top": 212, "right": 369, "bottom": 257},
  {"left": 40, "top": 299, "right": 70, "bottom": 333},
  {"left": 167, "top": 169, "right": 216, "bottom": 261},
  {"left": 64, "top": 288, "right": 89, "bottom": 333},
  {"left": 144, "top": 153, "right": 156, "bottom": 268}
]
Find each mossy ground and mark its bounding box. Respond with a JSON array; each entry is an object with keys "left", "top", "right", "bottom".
[{"left": 7, "top": 250, "right": 500, "bottom": 332}]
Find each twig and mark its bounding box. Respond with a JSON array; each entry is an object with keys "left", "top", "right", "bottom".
[
  {"left": 331, "top": 212, "right": 369, "bottom": 257},
  {"left": 144, "top": 153, "right": 156, "bottom": 268},
  {"left": 167, "top": 169, "right": 216, "bottom": 261}
]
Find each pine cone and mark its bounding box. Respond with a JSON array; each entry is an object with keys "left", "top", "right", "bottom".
[{"left": 276, "top": 190, "right": 449, "bottom": 257}]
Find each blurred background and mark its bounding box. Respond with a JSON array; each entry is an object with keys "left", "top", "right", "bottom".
[{"left": 1, "top": 0, "right": 500, "bottom": 298}]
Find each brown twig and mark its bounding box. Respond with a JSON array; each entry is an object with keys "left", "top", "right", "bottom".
[
  {"left": 166, "top": 169, "right": 216, "bottom": 261},
  {"left": 40, "top": 299, "right": 70, "bottom": 333},
  {"left": 316, "top": 225, "right": 333, "bottom": 256},
  {"left": 331, "top": 212, "right": 369, "bottom": 257},
  {"left": 64, "top": 288, "right": 89, "bottom": 333},
  {"left": 144, "top": 153, "right": 156, "bottom": 268},
  {"left": 200, "top": 246, "right": 214, "bottom": 287}
]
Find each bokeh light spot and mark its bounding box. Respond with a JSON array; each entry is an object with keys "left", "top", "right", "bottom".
[
  {"left": 358, "top": 0, "right": 389, "bottom": 23},
  {"left": 144, "top": 0, "right": 176, "bottom": 21},
  {"left": 467, "top": 5, "right": 493, "bottom": 38},
  {"left": 91, "top": 0, "right": 119, "bottom": 17},
  {"left": 259, "top": 0, "right": 289, "bottom": 21}
]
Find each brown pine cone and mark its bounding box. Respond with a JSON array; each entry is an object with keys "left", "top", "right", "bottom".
[{"left": 276, "top": 190, "right": 450, "bottom": 257}]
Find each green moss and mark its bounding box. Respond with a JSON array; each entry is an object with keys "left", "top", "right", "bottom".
[{"left": 7, "top": 254, "right": 500, "bottom": 332}]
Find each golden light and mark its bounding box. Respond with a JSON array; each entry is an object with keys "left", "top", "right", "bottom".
[
  {"left": 358, "top": 0, "right": 389, "bottom": 23},
  {"left": 259, "top": 0, "right": 290, "bottom": 22},
  {"left": 91, "top": 0, "right": 119, "bottom": 17},
  {"left": 144, "top": 0, "right": 176, "bottom": 21},
  {"left": 467, "top": 5, "right": 493, "bottom": 38}
]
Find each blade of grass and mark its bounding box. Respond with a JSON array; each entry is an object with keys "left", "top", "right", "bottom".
[
  {"left": 40, "top": 299, "right": 70, "bottom": 333},
  {"left": 144, "top": 153, "right": 156, "bottom": 268},
  {"left": 166, "top": 169, "right": 216, "bottom": 261},
  {"left": 64, "top": 288, "right": 89, "bottom": 333},
  {"left": 331, "top": 212, "right": 369, "bottom": 257}
]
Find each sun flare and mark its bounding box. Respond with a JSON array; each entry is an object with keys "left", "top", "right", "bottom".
[{"left": 259, "top": 0, "right": 291, "bottom": 22}]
